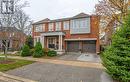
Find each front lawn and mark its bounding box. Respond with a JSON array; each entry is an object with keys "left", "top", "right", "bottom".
[{"left": 0, "top": 57, "right": 35, "bottom": 72}]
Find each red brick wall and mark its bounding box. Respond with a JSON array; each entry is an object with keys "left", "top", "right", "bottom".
[{"left": 32, "top": 16, "right": 100, "bottom": 53}]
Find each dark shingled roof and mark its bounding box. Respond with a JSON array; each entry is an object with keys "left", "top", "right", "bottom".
[{"left": 33, "top": 13, "right": 90, "bottom": 25}]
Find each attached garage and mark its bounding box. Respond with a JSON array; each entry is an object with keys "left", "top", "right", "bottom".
[
  {"left": 82, "top": 41, "right": 96, "bottom": 53},
  {"left": 67, "top": 41, "right": 79, "bottom": 52},
  {"left": 66, "top": 40, "right": 96, "bottom": 53}
]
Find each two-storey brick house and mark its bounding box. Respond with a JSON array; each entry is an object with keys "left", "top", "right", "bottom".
[{"left": 32, "top": 13, "right": 100, "bottom": 54}]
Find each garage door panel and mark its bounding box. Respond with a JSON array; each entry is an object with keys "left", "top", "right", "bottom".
[
  {"left": 67, "top": 42, "right": 79, "bottom": 52},
  {"left": 67, "top": 41, "right": 96, "bottom": 53},
  {"left": 82, "top": 41, "right": 96, "bottom": 53}
]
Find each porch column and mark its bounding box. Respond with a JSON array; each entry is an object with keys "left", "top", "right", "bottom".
[
  {"left": 58, "top": 35, "right": 61, "bottom": 50},
  {"left": 61, "top": 35, "right": 63, "bottom": 51},
  {"left": 41, "top": 36, "right": 44, "bottom": 48}
]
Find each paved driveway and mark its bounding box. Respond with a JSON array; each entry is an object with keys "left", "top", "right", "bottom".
[
  {"left": 58, "top": 53, "right": 101, "bottom": 63},
  {"left": 6, "top": 62, "right": 113, "bottom": 82}
]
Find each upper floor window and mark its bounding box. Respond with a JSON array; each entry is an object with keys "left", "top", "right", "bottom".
[
  {"left": 49, "top": 23, "right": 54, "bottom": 31},
  {"left": 55, "top": 22, "right": 61, "bottom": 31},
  {"left": 63, "top": 21, "right": 69, "bottom": 30},
  {"left": 70, "top": 17, "right": 90, "bottom": 34},
  {"left": 35, "top": 24, "right": 45, "bottom": 32}
]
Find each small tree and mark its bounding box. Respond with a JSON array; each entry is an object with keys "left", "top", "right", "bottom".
[
  {"left": 102, "top": 14, "right": 130, "bottom": 82},
  {"left": 21, "top": 45, "right": 30, "bottom": 57},
  {"left": 33, "top": 42, "right": 44, "bottom": 58},
  {"left": 25, "top": 36, "right": 34, "bottom": 49}
]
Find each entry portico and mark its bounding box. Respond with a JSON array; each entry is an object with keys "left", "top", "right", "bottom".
[{"left": 40, "top": 31, "right": 65, "bottom": 54}]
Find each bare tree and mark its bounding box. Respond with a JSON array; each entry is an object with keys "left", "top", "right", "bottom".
[
  {"left": 95, "top": 0, "right": 130, "bottom": 45},
  {"left": 0, "top": 0, "right": 30, "bottom": 60},
  {"left": 14, "top": 10, "right": 32, "bottom": 35}
]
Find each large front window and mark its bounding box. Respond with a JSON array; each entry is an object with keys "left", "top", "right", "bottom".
[
  {"left": 55, "top": 22, "right": 61, "bottom": 31},
  {"left": 70, "top": 17, "right": 90, "bottom": 34},
  {"left": 49, "top": 23, "right": 54, "bottom": 31}
]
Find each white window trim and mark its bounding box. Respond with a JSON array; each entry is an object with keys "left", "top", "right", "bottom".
[
  {"left": 63, "top": 21, "right": 70, "bottom": 30},
  {"left": 48, "top": 23, "right": 54, "bottom": 31},
  {"left": 55, "top": 22, "right": 61, "bottom": 31},
  {"left": 35, "top": 24, "right": 43, "bottom": 32},
  {"left": 70, "top": 17, "right": 90, "bottom": 34}
]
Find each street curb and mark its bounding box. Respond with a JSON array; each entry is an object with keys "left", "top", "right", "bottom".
[{"left": 0, "top": 72, "right": 37, "bottom": 82}]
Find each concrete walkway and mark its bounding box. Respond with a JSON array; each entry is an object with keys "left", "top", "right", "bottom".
[{"left": 6, "top": 56, "right": 104, "bottom": 69}]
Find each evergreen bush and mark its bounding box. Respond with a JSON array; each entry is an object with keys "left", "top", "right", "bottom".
[
  {"left": 47, "top": 50, "right": 57, "bottom": 57},
  {"left": 102, "top": 14, "right": 130, "bottom": 82},
  {"left": 33, "top": 42, "right": 44, "bottom": 58},
  {"left": 21, "top": 45, "right": 30, "bottom": 57}
]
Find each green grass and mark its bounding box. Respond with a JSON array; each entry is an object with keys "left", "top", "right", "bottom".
[{"left": 0, "top": 57, "right": 35, "bottom": 72}]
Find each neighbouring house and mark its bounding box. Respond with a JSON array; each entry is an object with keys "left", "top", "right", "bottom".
[
  {"left": 0, "top": 27, "right": 26, "bottom": 51},
  {"left": 32, "top": 13, "right": 100, "bottom": 54}
]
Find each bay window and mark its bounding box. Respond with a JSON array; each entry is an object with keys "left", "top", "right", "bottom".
[{"left": 70, "top": 17, "right": 90, "bottom": 34}]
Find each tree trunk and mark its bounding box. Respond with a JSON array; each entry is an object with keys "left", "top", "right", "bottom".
[{"left": 4, "top": 40, "right": 8, "bottom": 60}]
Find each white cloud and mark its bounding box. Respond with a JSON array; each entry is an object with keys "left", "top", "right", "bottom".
[{"left": 23, "top": 0, "right": 99, "bottom": 22}]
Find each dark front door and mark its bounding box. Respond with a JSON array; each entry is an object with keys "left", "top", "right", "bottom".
[
  {"left": 82, "top": 41, "right": 96, "bottom": 53},
  {"left": 67, "top": 41, "right": 79, "bottom": 52}
]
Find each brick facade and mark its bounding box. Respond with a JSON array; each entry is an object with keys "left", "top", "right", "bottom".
[{"left": 32, "top": 13, "right": 100, "bottom": 54}]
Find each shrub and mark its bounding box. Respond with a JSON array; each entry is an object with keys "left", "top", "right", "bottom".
[
  {"left": 30, "top": 49, "right": 34, "bottom": 55},
  {"left": 33, "top": 42, "right": 44, "bottom": 58},
  {"left": 21, "top": 45, "right": 30, "bottom": 57},
  {"left": 47, "top": 50, "right": 57, "bottom": 57},
  {"left": 102, "top": 14, "right": 130, "bottom": 82}
]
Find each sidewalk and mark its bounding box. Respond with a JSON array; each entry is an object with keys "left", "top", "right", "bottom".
[
  {"left": 6, "top": 56, "right": 104, "bottom": 69},
  {"left": 0, "top": 72, "right": 36, "bottom": 82}
]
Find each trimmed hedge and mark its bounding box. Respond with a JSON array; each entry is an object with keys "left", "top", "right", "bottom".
[
  {"left": 21, "top": 45, "right": 30, "bottom": 57},
  {"left": 47, "top": 50, "right": 57, "bottom": 57}
]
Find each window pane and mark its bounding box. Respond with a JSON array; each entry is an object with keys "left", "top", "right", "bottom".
[
  {"left": 49, "top": 23, "right": 54, "bottom": 31},
  {"left": 56, "top": 22, "right": 61, "bottom": 31},
  {"left": 63, "top": 21, "right": 69, "bottom": 30}
]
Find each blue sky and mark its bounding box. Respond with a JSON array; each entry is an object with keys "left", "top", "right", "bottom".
[{"left": 23, "top": 0, "right": 99, "bottom": 22}]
